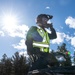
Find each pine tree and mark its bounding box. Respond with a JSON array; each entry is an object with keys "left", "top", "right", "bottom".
[
  {"left": 0, "top": 54, "right": 12, "bottom": 75},
  {"left": 73, "top": 50, "right": 75, "bottom": 66},
  {"left": 12, "top": 52, "right": 29, "bottom": 75},
  {"left": 57, "top": 43, "right": 72, "bottom": 66}
]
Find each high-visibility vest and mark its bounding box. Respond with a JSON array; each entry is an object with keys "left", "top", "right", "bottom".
[{"left": 33, "top": 27, "right": 50, "bottom": 53}]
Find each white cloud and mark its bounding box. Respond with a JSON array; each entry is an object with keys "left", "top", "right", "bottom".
[
  {"left": 60, "top": 26, "right": 63, "bottom": 29},
  {"left": 46, "top": 6, "right": 50, "bottom": 9},
  {"left": 65, "top": 16, "right": 75, "bottom": 47},
  {"left": 0, "top": 31, "right": 5, "bottom": 36},
  {"left": 51, "top": 32, "right": 65, "bottom": 44},
  {"left": 51, "top": 32, "right": 71, "bottom": 44},
  {"left": 71, "top": 37, "right": 75, "bottom": 47},
  {"left": 65, "top": 16, "right": 75, "bottom": 29},
  {"left": 19, "top": 50, "right": 28, "bottom": 57},
  {"left": 2, "top": 24, "right": 29, "bottom": 38},
  {"left": 12, "top": 39, "right": 27, "bottom": 50},
  {"left": 65, "top": 34, "right": 71, "bottom": 41},
  {"left": 51, "top": 31, "right": 75, "bottom": 48},
  {"left": 1, "top": 22, "right": 29, "bottom": 51}
]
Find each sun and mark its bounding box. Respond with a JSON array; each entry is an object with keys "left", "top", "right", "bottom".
[{"left": 2, "top": 13, "right": 18, "bottom": 28}]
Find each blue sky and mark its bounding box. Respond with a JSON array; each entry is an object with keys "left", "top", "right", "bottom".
[{"left": 0, "top": 0, "right": 75, "bottom": 60}]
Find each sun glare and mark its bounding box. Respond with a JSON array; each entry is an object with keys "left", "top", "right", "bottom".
[{"left": 2, "top": 13, "right": 18, "bottom": 27}]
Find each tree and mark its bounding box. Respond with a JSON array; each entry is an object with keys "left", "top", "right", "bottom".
[
  {"left": 73, "top": 50, "right": 75, "bottom": 66},
  {"left": 0, "top": 52, "right": 29, "bottom": 75},
  {"left": 4, "top": 58, "right": 12, "bottom": 75},
  {"left": 57, "top": 43, "right": 72, "bottom": 66},
  {"left": 12, "top": 52, "right": 29, "bottom": 75},
  {"left": 0, "top": 54, "right": 12, "bottom": 75},
  {"left": 57, "top": 43, "right": 67, "bottom": 52}
]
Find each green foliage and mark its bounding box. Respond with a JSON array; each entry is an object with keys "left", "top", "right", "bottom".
[
  {"left": 0, "top": 43, "right": 74, "bottom": 75},
  {"left": 0, "top": 52, "right": 29, "bottom": 75},
  {"left": 73, "top": 51, "right": 75, "bottom": 66},
  {"left": 57, "top": 43, "right": 72, "bottom": 66}
]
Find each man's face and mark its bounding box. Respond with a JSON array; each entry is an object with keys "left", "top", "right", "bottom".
[
  {"left": 42, "top": 17, "right": 48, "bottom": 23},
  {"left": 41, "top": 17, "right": 49, "bottom": 28}
]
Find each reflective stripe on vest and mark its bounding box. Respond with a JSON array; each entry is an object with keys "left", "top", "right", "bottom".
[
  {"left": 33, "top": 42, "right": 49, "bottom": 48},
  {"left": 32, "top": 27, "right": 50, "bottom": 53}
]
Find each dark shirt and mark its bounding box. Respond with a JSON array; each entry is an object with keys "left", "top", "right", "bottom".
[{"left": 25, "top": 26, "right": 57, "bottom": 55}]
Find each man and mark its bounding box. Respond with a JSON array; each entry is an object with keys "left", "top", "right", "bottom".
[{"left": 25, "top": 14, "right": 58, "bottom": 71}]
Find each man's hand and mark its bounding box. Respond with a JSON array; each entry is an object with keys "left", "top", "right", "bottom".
[{"left": 47, "top": 23, "right": 53, "bottom": 29}]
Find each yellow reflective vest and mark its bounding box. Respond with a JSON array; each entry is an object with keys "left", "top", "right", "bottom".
[{"left": 33, "top": 27, "right": 50, "bottom": 53}]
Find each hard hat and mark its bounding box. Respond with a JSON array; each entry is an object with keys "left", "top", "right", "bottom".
[{"left": 36, "top": 14, "right": 53, "bottom": 24}]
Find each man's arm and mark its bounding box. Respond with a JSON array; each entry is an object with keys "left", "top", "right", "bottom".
[
  {"left": 25, "top": 38, "right": 33, "bottom": 55},
  {"left": 25, "top": 26, "right": 37, "bottom": 55},
  {"left": 47, "top": 23, "right": 57, "bottom": 39}
]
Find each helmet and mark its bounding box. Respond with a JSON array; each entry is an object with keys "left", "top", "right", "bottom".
[{"left": 36, "top": 14, "right": 53, "bottom": 24}]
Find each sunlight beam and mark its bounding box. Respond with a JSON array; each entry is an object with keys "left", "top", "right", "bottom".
[{"left": 2, "top": 13, "right": 18, "bottom": 28}]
